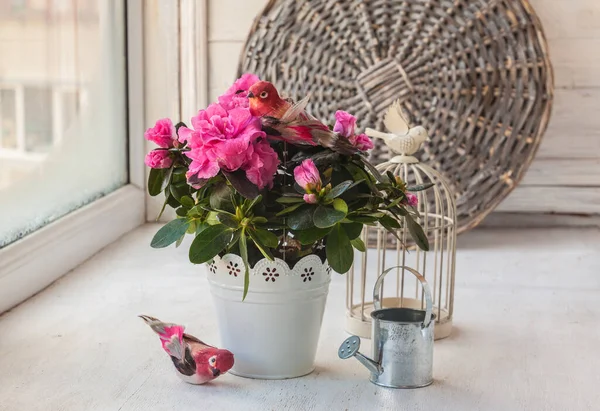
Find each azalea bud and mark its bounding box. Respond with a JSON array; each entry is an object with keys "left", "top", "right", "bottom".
[
  {"left": 293, "top": 159, "right": 321, "bottom": 192},
  {"left": 406, "top": 192, "right": 418, "bottom": 207},
  {"left": 303, "top": 193, "right": 318, "bottom": 204}
]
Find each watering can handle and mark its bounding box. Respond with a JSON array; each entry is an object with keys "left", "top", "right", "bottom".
[{"left": 373, "top": 266, "right": 433, "bottom": 328}]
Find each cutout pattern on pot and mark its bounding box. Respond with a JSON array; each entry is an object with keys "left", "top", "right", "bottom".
[
  {"left": 227, "top": 261, "right": 241, "bottom": 277},
  {"left": 301, "top": 267, "right": 314, "bottom": 282},
  {"left": 209, "top": 254, "right": 331, "bottom": 292},
  {"left": 208, "top": 262, "right": 217, "bottom": 274},
  {"left": 263, "top": 267, "right": 279, "bottom": 282}
]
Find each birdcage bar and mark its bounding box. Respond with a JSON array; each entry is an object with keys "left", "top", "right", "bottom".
[{"left": 345, "top": 156, "right": 457, "bottom": 340}]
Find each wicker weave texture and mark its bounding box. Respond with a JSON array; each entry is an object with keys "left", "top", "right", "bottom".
[{"left": 238, "top": 0, "right": 554, "bottom": 233}]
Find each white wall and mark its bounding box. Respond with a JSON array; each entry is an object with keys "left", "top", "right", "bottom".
[{"left": 206, "top": 0, "right": 600, "bottom": 216}]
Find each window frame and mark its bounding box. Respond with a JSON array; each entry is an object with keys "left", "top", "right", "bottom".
[{"left": 0, "top": 0, "right": 146, "bottom": 313}]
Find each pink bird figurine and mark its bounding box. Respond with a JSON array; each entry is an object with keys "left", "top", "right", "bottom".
[{"left": 140, "top": 315, "right": 234, "bottom": 384}]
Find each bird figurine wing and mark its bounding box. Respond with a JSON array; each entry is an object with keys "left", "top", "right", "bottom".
[
  {"left": 139, "top": 314, "right": 198, "bottom": 376},
  {"left": 280, "top": 94, "right": 311, "bottom": 122},
  {"left": 383, "top": 100, "right": 410, "bottom": 135}
]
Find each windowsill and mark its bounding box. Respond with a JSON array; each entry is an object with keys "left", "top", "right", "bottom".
[{"left": 0, "top": 224, "right": 598, "bottom": 410}]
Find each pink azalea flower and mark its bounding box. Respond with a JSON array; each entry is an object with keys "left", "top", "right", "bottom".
[
  {"left": 218, "top": 73, "right": 260, "bottom": 110},
  {"left": 294, "top": 159, "right": 321, "bottom": 192},
  {"left": 333, "top": 110, "right": 357, "bottom": 137},
  {"left": 303, "top": 193, "right": 318, "bottom": 204},
  {"left": 145, "top": 149, "right": 173, "bottom": 169},
  {"left": 350, "top": 133, "right": 374, "bottom": 151},
  {"left": 243, "top": 139, "right": 280, "bottom": 189},
  {"left": 145, "top": 118, "right": 176, "bottom": 148},
  {"left": 406, "top": 192, "right": 418, "bottom": 207},
  {"left": 180, "top": 103, "right": 267, "bottom": 183}
]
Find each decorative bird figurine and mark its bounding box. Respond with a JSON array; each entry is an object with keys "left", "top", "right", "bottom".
[
  {"left": 365, "top": 100, "right": 430, "bottom": 162},
  {"left": 248, "top": 81, "right": 356, "bottom": 155},
  {"left": 140, "top": 315, "right": 234, "bottom": 384}
]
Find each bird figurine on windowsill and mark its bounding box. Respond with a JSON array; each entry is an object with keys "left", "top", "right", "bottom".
[
  {"left": 365, "top": 100, "right": 430, "bottom": 163},
  {"left": 140, "top": 315, "right": 234, "bottom": 384}
]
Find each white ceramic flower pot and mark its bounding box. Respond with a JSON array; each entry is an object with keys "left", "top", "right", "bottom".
[{"left": 206, "top": 254, "right": 331, "bottom": 379}]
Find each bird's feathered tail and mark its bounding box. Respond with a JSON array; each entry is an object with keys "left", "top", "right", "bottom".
[
  {"left": 140, "top": 314, "right": 203, "bottom": 376},
  {"left": 139, "top": 315, "right": 187, "bottom": 359}
]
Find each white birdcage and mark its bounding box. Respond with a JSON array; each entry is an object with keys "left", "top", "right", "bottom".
[{"left": 345, "top": 154, "right": 457, "bottom": 340}]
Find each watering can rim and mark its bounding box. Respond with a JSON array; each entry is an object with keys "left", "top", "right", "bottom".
[{"left": 370, "top": 307, "right": 437, "bottom": 325}]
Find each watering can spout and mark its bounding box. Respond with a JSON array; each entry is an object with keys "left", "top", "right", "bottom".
[{"left": 338, "top": 336, "right": 382, "bottom": 375}]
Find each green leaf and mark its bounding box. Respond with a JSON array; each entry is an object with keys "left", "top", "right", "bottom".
[
  {"left": 276, "top": 203, "right": 304, "bottom": 216},
  {"left": 332, "top": 198, "right": 348, "bottom": 214},
  {"left": 325, "top": 180, "right": 353, "bottom": 199},
  {"left": 186, "top": 220, "right": 197, "bottom": 234},
  {"left": 347, "top": 214, "right": 378, "bottom": 224},
  {"left": 358, "top": 157, "right": 385, "bottom": 182},
  {"left": 344, "top": 163, "right": 378, "bottom": 194},
  {"left": 179, "top": 196, "right": 195, "bottom": 208},
  {"left": 170, "top": 183, "right": 190, "bottom": 202},
  {"left": 151, "top": 218, "right": 190, "bottom": 248},
  {"left": 227, "top": 229, "right": 241, "bottom": 252},
  {"left": 205, "top": 211, "right": 219, "bottom": 225},
  {"left": 405, "top": 214, "right": 430, "bottom": 251},
  {"left": 196, "top": 222, "right": 209, "bottom": 234},
  {"left": 250, "top": 228, "right": 279, "bottom": 248},
  {"left": 342, "top": 222, "right": 363, "bottom": 240},
  {"left": 188, "top": 205, "right": 203, "bottom": 218},
  {"left": 287, "top": 206, "right": 315, "bottom": 230},
  {"left": 156, "top": 196, "right": 169, "bottom": 221},
  {"left": 239, "top": 230, "right": 250, "bottom": 300},
  {"left": 293, "top": 227, "right": 332, "bottom": 245},
  {"left": 148, "top": 168, "right": 164, "bottom": 197},
  {"left": 175, "top": 207, "right": 189, "bottom": 217},
  {"left": 223, "top": 170, "right": 259, "bottom": 199},
  {"left": 166, "top": 192, "right": 180, "bottom": 208},
  {"left": 244, "top": 194, "right": 263, "bottom": 214},
  {"left": 247, "top": 230, "right": 275, "bottom": 261},
  {"left": 350, "top": 237, "right": 366, "bottom": 252},
  {"left": 380, "top": 214, "right": 401, "bottom": 229},
  {"left": 252, "top": 216, "right": 268, "bottom": 224},
  {"left": 407, "top": 183, "right": 435, "bottom": 192},
  {"left": 189, "top": 224, "right": 233, "bottom": 264},
  {"left": 314, "top": 205, "right": 346, "bottom": 228},
  {"left": 326, "top": 224, "right": 354, "bottom": 273},
  {"left": 175, "top": 234, "right": 185, "bottom": 248},
  {"left": 210, "top": 182, "right": 234, "bottom": 213},
  {"left": 162, "top": 166, "right": 174, "bottom": 190},
  {"left": 217, "top": 212, "right": 239, "bottom": 229},
  {"left": 276, "top": 196, "right": 305, "bottom": 204}
]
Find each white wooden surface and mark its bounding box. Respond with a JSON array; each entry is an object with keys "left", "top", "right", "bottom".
[
  {"left": 204, "top": 0, "right": 600, "bottom": 216},
  {"left": 0, "top": 224, "right": 599, "bottom": 410},
  {"left": 0, "top": 185, "right": 145, "bottom": 314}
]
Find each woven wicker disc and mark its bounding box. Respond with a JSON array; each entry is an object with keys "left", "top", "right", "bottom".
[{"left": 238, "top": 0, "right": 553, "bottom": 234}]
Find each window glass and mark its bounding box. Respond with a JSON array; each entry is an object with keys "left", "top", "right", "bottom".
[{"left": 0, "top": 2, "right": 127, "bottom": 248}]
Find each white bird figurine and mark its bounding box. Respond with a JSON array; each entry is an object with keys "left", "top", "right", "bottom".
[{"left": 365, "top": 100, "right": 430, "bottom": 163}]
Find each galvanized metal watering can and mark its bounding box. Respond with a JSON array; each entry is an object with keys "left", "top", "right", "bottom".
[{"left": 338, "top": 266, "right": 434, "bottom": 388}]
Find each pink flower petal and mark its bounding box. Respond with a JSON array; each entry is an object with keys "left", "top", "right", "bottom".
[{"left": 293, "top": 159, "right": 321, "bottom": 191}]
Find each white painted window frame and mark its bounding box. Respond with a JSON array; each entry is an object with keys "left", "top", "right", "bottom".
[
  {"left": 0, "top": 0, "right": 146, "bottom": 313},
  {"left": 144, "top": 0, "right": 208, "bottom": 221}
]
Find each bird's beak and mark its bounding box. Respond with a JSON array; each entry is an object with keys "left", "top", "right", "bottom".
[
  {"left": 212, "top": 368, "right": 221, "bottom": 377},
  {"left": 247, "top": 91, "right": 255, "bottom": 98}
]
